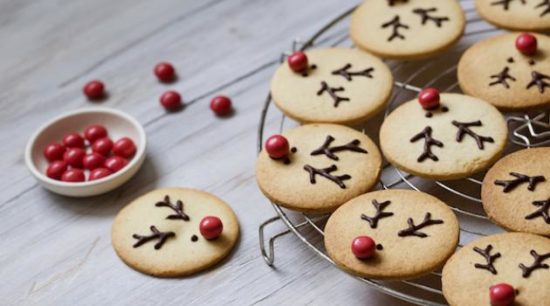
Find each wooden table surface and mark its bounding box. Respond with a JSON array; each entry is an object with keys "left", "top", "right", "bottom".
[
  {"left": 0, "top": 0, "right": 489, "bottom": 305},
  {"left": 0, "top": 0, "right": 416, "bottom": 305}
]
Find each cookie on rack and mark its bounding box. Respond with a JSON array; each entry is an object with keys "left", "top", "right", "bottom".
[
  {"left": 256, "top": 124, "right": 382, "bottom": 213},
  {"left": 350, "top": 0, "right": 465, "bottom": 60},
  {"left": 475, "top": 0, "right": 550, "bottom": 32},
  {"left": 270, "top": 48, "right": 393, "bottom": 125},
  {"left": 111, "top": 188, "right": 239, "bottom": 277},
  {"left": 379, "top": 89, "right": 507, "bottom": 180},
  {"left": 482, "top": 147, "right": 550, "bottom": 237},
  {"left": 442, "top": 232, "right": 550, "bottom": 306},
  {"left": 458, "top": 32, "right": 550, "bottom": 111},
  {"left": 324, "top": 189, "right": 459, "bottom": 280}
]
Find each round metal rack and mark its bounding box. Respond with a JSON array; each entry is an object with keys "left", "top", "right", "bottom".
[{"left": 256, "top": 1, "right": 550, "bottom": 305}]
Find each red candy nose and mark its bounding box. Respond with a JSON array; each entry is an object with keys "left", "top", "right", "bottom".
[
  {"left": 287, "top": 51, "right": 309, "bottom": 73},
  {"left": 418, "top": 88, "right": 440, "bottom": 110},
  {"left": 490, "top": 283, "right": 516, "bottom": 306},
  {"left": 199, "top": 216, "right": 223, "bottom": 240},
  {"left": 351, "top": 236, "right": 376, "bottom": 259},
  {"left": 265, "top": 135, "right": 290, "bottom": 159},
  {"left": 515, "top": 33, "right": 537, "bottom": 56}
]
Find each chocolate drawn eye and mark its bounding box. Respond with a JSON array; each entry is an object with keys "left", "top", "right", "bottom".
[{"left": 191, "top": 235, "right": 198, "bottom": 242}]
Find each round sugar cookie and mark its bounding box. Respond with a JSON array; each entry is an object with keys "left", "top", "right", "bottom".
[
  {"left": 380, "top": 93, "right": 508, "bottom": 180},
  {"left": 111, "top": 188, "right": 239, "bottom": 277},
  {"left": 482, "top": 147, "right": 550, "bottom": 237},
  {"left": 256, "top": 124, "right": 382, "bottom": 213},
  {"left": 324, "top": 189, "right": 459, "bottom": 280},
  {"left": 458, "top": 32, "right": 550, "bottom": 111},
  {"left": 442, "top": 233, "right": 550, "bottom": 306},
  {"left": 350, "top": 0, "right": 465, "bottom": 60},
  {"left": 270, "top": 48, "right": 393, "bottom": 125},
  {"left": 475, "top": 0, "right": 550, "bottom": 32}
]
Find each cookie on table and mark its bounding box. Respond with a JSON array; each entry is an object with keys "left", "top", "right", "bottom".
[
  {"left": 458, "top": 32, "right": 550, "bottom": 111},
  {"left": 350, "top": 0, "right": 465, "bottom": 60},
  {"left": 482, "top": 148, "right": 550, "bottom": 237},
  {"left": 256, "top": 124, "right": 382, "bottom": 214},
  {"left": 475, "top": 0, "right": 550, "bottom": 32},
  {"left": 270, "top": 48, "right": 393, "bottom": 125},
  {"left": 442, "top": 233, "right": 550, "bottom": 306},
  {"left": 111, "top": 188, "right": 239, "bottom": 277},
  {"left": 324, "top": 189, "right": 459, "bottom": 280},
  {"left": 380, "top": 89, "right": 508, "bottom": 180}
]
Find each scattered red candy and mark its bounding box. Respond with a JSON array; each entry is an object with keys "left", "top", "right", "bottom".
[
  {"left": 418, "top": 88, "right": 440, "bottom": 110},
  {"left": 490, "top": 283, "right": 516, "bottom": 306},
  {"left": 265, "top": 135, "right": 289, "bottom": 159},
  {"left": 210, "top": 96, "right": 232, "bottom": 116},
  {"left": 92, "top": 137, "right": 113, "bottom": 156},
  {"left": 43, "top": 143, "right": 65, "bottom": 162},
  {"left": 89, "top": 168, "right": 113, "bottom": 181},
  {"left": 61, "top": 169, "right": 86, "bottom": 182},
  {"left": 113, "top": 137, "right": 136, "bottom": 158},
  {"left": 63, "top": 148, "right": 86, "bottom": 168},
  {"left": 84, "top": 124, "right": 108, "bottom": 143},
  {"left": 63, "top": 133, "right": 85, "bottom": 148},
  {"left": 46, "top": 161, "right": 68, "bottom": 180},
  {"left": 351, "top": 236, "right": 376, "bottom": 259},
  {"left": 287, "top": 51, "right": 309, "bottom": 73},
  {"left": 154, "top": 62, "right": 176, "bottom": 82},
  {"left": 83, "top": 80, "right": 105, "bottom": 100},
  {"left": 199, "top": 216, "right": 223, "bottom": 240},
  {"left": 160, "top": 90, "right": 183, "bottom": 111},
  {"left": 516, "top": 33, "right": 537, "bottom": 56},
  {"left": 82, "top": 153, "right": 106, "bottom": 171},
  {"left": 105, "top": 156, "right": 128, "bottom": 172}
]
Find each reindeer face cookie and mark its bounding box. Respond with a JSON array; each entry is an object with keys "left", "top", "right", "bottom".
[
  {"left": 256, "top": 124, "right": 382, "bottom": 213},
  {"left": 442, "top": 233, "right": 550, "bottom": 306},
  {"left": 380, "top": 92, "right": 508, "bottom": 180},
  {"left": 350, "top": 0, "right": 465, "bottom": 60},
  {"left": 482, "top": 148, "right": 550, "bottom": 237},
  {"left": 111, "top": 188, "right": 239, "bottom": 277},
  {"left": 324, "top": 189, "right": 459, "bottom": 280},
  {"left": 475, "top": 0, "right": 550, "bottom": 31},
  {"left": 458, "top": 33, "right": 550, "bottom": 111},
  {"left": 270, "top": 48, "right": 393, "bottom": 125}
]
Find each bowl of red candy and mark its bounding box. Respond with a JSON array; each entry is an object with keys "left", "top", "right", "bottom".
[{"left": 25, "top": 108, "right": 147, "bottom": 197}]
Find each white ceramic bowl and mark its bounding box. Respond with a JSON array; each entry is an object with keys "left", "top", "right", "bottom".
[{"left": 25, "top": 108, "right": 147, "bottom": 197}]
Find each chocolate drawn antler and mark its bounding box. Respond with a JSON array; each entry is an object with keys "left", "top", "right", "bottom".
[
  {"left": 132, "top": 226, "right": 176, "bottom": 250},
  {"left": 398, "top": 212, "right": 444, "bottom": 238},
  {"left": 310, "top": 135, "right": 367, "bottom": 161},
  {"left": 155, "top": 195, "right": 190, "bottom": 221}
]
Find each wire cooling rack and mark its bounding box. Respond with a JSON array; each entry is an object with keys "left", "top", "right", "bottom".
[{"left": 256, "top": 2, "right": 550, "bottom": 305}]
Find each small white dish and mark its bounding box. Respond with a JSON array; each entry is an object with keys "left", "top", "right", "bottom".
[{"left": 25, "top": 108, "right": 147, "bottom": 197}]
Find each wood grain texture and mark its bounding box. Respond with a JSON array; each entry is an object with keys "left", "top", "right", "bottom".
[{"left": 0, "top": 0, "right": 410, "bottom": 305}]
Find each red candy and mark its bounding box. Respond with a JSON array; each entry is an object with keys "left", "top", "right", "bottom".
[
  {"left": 63, "top": 148, "right": 86, "bottom": 168},
  {"left": 265, "top": 135, "right": 289, "bottom": 159},
  {"left": 113, "top": 137, "right": 136, "bottom": 158},
  {"left": 154, "top": 62, "right": 176, "bottom": 82},
  {"left": 418, "top": 88, "right": 440, "bottom": 110},
  {"left": 46, "top": 161, "right": 68, "bottom": 180},
  {"left": 61, "top": 169, "right": 86, "bottom": 182},
  {"left": 92, "top": 137, "right": 113, "bottom": 156},
  {"left": 210, "top": 96, "right": 232, "bottom": 116},
  {"left": 199, "top": 216, "right": 223, "bottom": 240},
  {"left": 84, "top": 124, "right": 108, "bottom": 143},
  {"left": 82, "top": 153, "right": 106, "bottom": 170},
  {"left": 83, "top": 80, "right": 105, "bottom": 100},
  {"left": 63, "top": 133, "right": 85, "bottom": 148},
  {"left": 516, "top": 33, "right": 537, "bottom": 56},
  {"left": 351, "top": 236, "right": 376, "bottom": 259},
  {"left": 160, "top": 90, "right": 183, "bottom": 111},
  {"left": 89, "top": 168, "right": 113, "bottom": 181},
  {"left": 43, "top": 143, "right": 65, "bottom": 162},
  {"left": 490, "top": 283, "right": 516, "bottom": 306},
  {"left": 105, "top": 156, "right": 128, "bottom": 172},
  {"left": 287, "top": 51, "right": 308, "bottom": 73}
]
